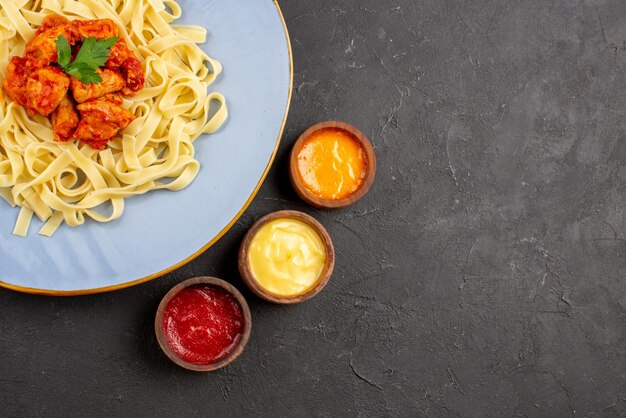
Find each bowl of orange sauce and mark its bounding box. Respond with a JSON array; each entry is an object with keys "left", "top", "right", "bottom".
[{"left": 289, "top": 121, "right": 376, "bottom": 209}]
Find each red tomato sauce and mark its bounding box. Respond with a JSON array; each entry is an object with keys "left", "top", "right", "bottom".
[{"left": 162, "top": 285, "right": 244, "bottom": 365}]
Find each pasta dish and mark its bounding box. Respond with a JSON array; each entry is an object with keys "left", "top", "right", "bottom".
[{"left": 0, "top": 0, "right": 227, "bottom": 237}]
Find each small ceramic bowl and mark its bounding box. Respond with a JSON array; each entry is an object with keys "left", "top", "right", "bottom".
[
  {"left": 238, "top": 210, "right": 335, "bottom": 304},
  {"left": 154, "top": 276, "right": 252, "bottom": 372},
  {"left": 289, "top": 121, "right": 376, "bottom": 209}
]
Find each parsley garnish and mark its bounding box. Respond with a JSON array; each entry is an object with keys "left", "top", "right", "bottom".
[{"left": 55, "top": 34, "right": 118, "bottom": 84}]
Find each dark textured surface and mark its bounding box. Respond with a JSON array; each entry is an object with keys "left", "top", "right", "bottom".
[{"left": 1, "top": 1, "right": 625, "bottom": 416}]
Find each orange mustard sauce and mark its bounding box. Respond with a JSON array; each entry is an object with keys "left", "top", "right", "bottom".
[{"left": 296, "top": 128, "right": 367, "bottom": 200}]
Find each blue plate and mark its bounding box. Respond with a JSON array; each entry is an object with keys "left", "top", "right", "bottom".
[{"left": 0, "top": 1, "right": 292, "bottom": 294}]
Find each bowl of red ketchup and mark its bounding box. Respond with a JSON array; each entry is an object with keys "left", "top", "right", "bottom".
[{"left": 155, "top": 277, "right": 252, "bottom": 372}]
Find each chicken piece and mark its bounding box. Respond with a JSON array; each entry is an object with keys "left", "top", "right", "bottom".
[
  {"left": 23, "top": 18, "right": 76, "bottom": 69},
  {"left": 40, "top": 14, "right": 71, "bottom": 31},
  {"left": 105, "top": 39, "right": 145, "bottom": 96},
  {"left": 105, "top": 38, "right": 133, "bottom": 68},
  {"left": 72, "top": 19, "right": 119, "bottom": 40},
  {"left": 26, "top": 66, "right": 70, "bottom": 116},
  {"left": 74, "top": 95, "right": 134, "bottom": 146},
  {"left": 3, "top": 56, "right": 32, "bottom": 108},
  {"left": 70, "top": 68, "right": 125, "bottom": 103},
  {"left": 120, "top": 57, "right": 144, "bottom": 95},
  {"left": 51, "top": 94, "right": 79, "bottom": 141},
  {"left": 96, "top": 94, "right": 124, "bottom": 105}
]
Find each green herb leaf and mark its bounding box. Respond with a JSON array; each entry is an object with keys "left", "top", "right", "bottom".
[
  {"left": 55, "top": 34, "right": 71, "bottom": 68},
  {"left": 55, "top": 35, "right": 118, "bottom": 84},
  {"left": 65, "top": 63, "right": 102, "bottom": 84},
  {"left": 72, "top": 36, "right": 118, "bottom": 70}
]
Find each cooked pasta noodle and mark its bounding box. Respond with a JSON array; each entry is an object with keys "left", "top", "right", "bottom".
[{"left": 0, "top": 0, "right": 228, "bottom": 236}]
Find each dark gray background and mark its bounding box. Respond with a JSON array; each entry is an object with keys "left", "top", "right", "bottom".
[{"left": 1, "top": 1, "right": 625, "bottom": 416}]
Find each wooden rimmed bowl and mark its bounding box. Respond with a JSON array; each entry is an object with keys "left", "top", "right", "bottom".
[
  {"left": 238, "top": 210, "right": 335, "bottom": 304},
  {"left": 289, "top": 121, "right": 376, "bottom": 209},
  {"left": 154, "top": 276, "right": 252, "bottom": 372}
]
